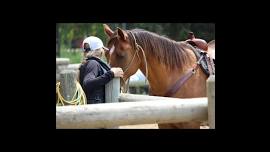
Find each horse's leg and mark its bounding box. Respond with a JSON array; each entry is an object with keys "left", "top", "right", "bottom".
[{"left": 158, "top": 122, "right": 201, "bottom": 129}]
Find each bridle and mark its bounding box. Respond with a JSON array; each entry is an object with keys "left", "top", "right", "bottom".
[
  {"left": 123, "top": 31, "right": 148, "bottom": 80},
  {"left": 109, "top": 31, "right": 148, "bottom": 93}
]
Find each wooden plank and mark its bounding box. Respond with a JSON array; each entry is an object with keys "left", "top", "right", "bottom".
[
  {"left": 119, "top": 93, "right": 184, "bottom": 102},
  {"left": 56, "top": 97, "right": 208, "bottom": 129},
  {"left": 207, "top": 75, "right": 215, "bottom": 129},
  {"left": 56, "top": 58, "right": 70, "bottom": 65}
]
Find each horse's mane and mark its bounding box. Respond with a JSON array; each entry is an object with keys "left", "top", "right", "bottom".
[
  {"left": 108, "top": 29, "right": 194, "bottom": 70},
  {"left": 128, "top": 29, "right": 193, "bottom": 70}
]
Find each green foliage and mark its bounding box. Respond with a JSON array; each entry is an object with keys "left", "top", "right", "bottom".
[
  {"left": 57, "top": 23, "right": 215, "bottom": 61},
  {"left": 60, "top": 48, "right": 82, "bottom": 64}
]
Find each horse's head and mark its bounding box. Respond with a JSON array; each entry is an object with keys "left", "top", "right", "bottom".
[{"left": 103, "top": 24, "right": 141, "bottom": 81}]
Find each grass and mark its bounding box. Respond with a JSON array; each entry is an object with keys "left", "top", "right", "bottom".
[{"left": 60, "top": 48, "right": 82, "bottom": 64}]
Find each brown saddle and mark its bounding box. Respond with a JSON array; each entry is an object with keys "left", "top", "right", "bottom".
[
  {"left": 185, "top": 32, "right": 208, "bottom": 51},
  {"left": 186, "top": 32, "right": 215, "bottom": 76}
]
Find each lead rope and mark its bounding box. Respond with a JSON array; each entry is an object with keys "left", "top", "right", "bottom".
[
  {"left": 56, "top": 81, "right": 87, "bottom": 106},
  {"left": 119, "top": 31, "right": 149, "bottom": 93},
  {"left": 130, "top": 32, "right": 148, "bottom": 83}
]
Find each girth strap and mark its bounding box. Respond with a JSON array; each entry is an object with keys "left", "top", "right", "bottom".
[
  {"left": 164, "top": 55, "right": 203, "bottom": 97},
  {"left": 164, "top": 69, "right": 194, "bottom": 97}
]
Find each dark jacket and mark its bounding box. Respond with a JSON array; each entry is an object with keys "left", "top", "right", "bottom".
[{"left": 79, "top": 57, "right": 114, "bottom": 104}]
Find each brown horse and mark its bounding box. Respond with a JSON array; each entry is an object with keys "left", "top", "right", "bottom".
[{"left": 103, "top": 24, "right": 213, "bottom": 129}]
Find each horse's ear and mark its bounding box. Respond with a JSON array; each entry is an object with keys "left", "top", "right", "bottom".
[
  {"left": 117, "top": 27, "right": 128, "bottom": 41},
  {"left": 103, "top": 24, "right": 114, "bottom": 37}
]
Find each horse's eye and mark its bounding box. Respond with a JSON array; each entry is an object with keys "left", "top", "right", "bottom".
[{"left": 116, "top": 48, "right": 126, "bottom": 57}]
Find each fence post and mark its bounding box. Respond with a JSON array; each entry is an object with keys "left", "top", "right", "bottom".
[
  {"left": 207, "top": 75, "right": 215, "bottom": 129},
  {"left": 56, "top": 58, "right": 70, "bottom": 82},
  {"left": 105, "top": 78, "right": 120, "bottom": 103},
  {"left": 105, "top": 77, "right": 120, "bottom": 128},
  {"left": 59, "top": 70, "right": 77, "bottom": 104}
]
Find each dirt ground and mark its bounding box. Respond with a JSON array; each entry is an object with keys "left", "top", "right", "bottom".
[
  {"left": 118, "top": 123, "right": 209, "bottom": 129},
  {"left": 118, "top": 123, "right": 159, "bottom": 129}
]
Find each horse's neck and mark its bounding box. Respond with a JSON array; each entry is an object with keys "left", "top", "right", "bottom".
[
  {"left": 139, "top": 55, "right": 185, "bottom": 96},
  {"left": 139, "top": 48, "right": 207, "bottom": 97}
]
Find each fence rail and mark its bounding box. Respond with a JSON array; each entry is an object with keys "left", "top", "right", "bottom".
[{"left": 56, "top": 97, "right": 208, "bottom": 129}]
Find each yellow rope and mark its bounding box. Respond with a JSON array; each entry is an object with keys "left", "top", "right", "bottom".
[{"left": 56, "top": 81, "right": 87, "bottom": 106}]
